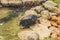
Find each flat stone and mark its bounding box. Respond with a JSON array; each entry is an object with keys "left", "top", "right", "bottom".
[
  {"left": 30, "top": 24, "right": 51, "bottom": 40},
  {"left": 18, "top": 30, "right": 39, "bottom": 40}
]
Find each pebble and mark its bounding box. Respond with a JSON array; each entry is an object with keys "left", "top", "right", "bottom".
[
  {"left": 43, "top": 1, "right": 57, "bottom": 7},
  {"left": 18, "top": 30, "right": 39, "bottom": 40},
  {"left": 30, "top": 24, "right": 51, "bottom": 40}
]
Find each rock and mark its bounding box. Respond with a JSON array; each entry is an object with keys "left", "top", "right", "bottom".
[
  {"left": 43, "top": 1, "right": 57, "bottom": 7},
  {"left": 20, "top": 15, "right": 38, "bottom": 28},
  {"left": 49, "top": 6, "right": 60, "bottom": 14},
  {"left": 22, "top": 9, "right": 39, "bottom": 19},
  {"left": 43, "top": 1, "right": 60, "bottom": 14},
  {"left": 49, "top": 12, "right": 57, "bottom": 16},
  {"left": 30, "top": 24, "right": 51, "bottom": 40},
  {"left": 18, "top": 30, "right": 39, "bottom": 40},
  {"left": 40, "top": 10, "right": 57, "bottom": 19},
  {"left": 30, "top": 6, "right": 45, "bottom": 17},
  {"left": 49, "top": 26, "right": 60, "bottom": 36},
  {"left": 21, "top": 0, "right": 46, "bottom": 6},
  {"left": 0, "top": 0, "right": 46, "bottom": 6},
  {"left": 1, "top": 0, "right": 22, "bottom": 6},
  {"left": 25, "top": 10, "right": 38, "bottom": 16},
  {"left": 31, "top": 6, "right": 44, "bottom": 13},
  {"left": 38, "top": 17, "right": 51, "bottom": 26},
  {"left": 58, "top": 4, "right": 60, "bottom": 9},
  {"left": 40, "top": 10, "right": 51, "bottom": 19}
]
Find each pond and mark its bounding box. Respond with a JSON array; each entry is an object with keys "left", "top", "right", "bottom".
[{"left": 0, "top": 7, "right": 24, "bottom": 40}]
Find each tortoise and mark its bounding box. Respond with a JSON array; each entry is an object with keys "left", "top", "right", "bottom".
[{"left": 20, "top": 15, "right": 38, "bottom": 28}]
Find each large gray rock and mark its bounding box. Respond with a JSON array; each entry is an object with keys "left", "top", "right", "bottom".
[{"left": 18, "top": 30, "right": 39, "bottom": 40}]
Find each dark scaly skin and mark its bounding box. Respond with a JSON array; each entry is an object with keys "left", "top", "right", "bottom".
[{"left": 20, "top": 15, "right": 38, "bottom": 28}]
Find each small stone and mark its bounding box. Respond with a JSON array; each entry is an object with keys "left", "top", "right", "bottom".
[
  {"left": 18, "top": 30, "right": 38, "bottom": 40},
  {"left": 49, "top": 26, "right": 60, "bottom": 36},
  {"left": 56, "top": 21, "right": 60, "bottom": 25},
  {"left": 57, "top": 25, "right": 60, "bottom": 30},
  {"left": 1, "top": 0, "right": 22, "bottom": 6},
  {"left": 43, "top": 3, "right": 60, "bottom": 14},
  {"left": 41, "top": 10, "right": 51, "bottom": 19},
  {"left": 38, "top": 17, "right": 51, "bottom": 26},
  {"left": 50, "top": 21, "right": 58, "bottom": 26},
  {"left": 25, "top": 10, "right": 38, "bottom": 16},
  {"left": 31, "top": 6, "right": 44, "bottom": 13},
  {"left": 51, "top": 33, "right": 57, "bottom": 40},
  {"left": 51, "top": 16, "right": 57, "bottom": 21},
  {"left": 22, "top": 0, "right": 46, "bottom": 6},
  {"left": 43, "top": 1, "right": 60, "bottom": 14},
  {"left": 30, "top": 24, "right": 51, "bottom": 40},
  {"left": 58, "top": 4, "right": 60, "bottom": 9},
  {"left": 43, "top": 1, "right": 57, "bottom": 7},
  {"left": 49, "top": 12, "right": 57, "bottom": 16}
]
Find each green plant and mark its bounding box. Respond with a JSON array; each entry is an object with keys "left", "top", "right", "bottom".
[
  {"left": 54, "top": 0, "right": 60, "bottom": 3},
  {"left": 43, "top": 37, "right": 53, "bottom": 40}
]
